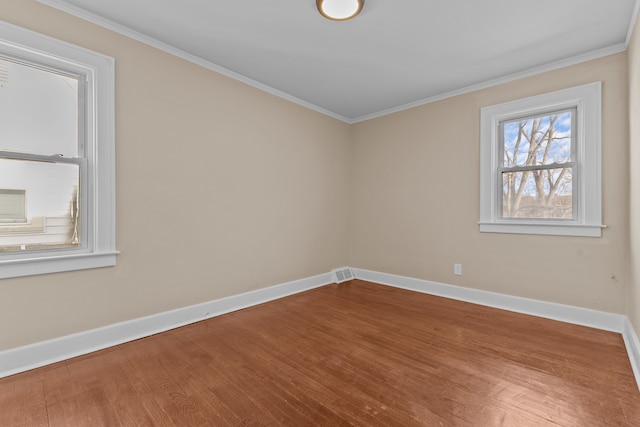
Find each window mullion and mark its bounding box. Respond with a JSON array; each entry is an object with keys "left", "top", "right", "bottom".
[
  {"left": 500, "top": 162, "right": 575, "bottom": 173},
  {"left": 0, "top": 150, "right": 83, "bottom": 165}
]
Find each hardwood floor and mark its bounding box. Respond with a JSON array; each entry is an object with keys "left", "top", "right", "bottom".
[{"left": 1, "top": 279, "right": 639, "bottom": 426}]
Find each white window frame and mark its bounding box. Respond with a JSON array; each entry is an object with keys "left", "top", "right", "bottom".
[
  {"left": 0, "top": 21, "right": 116, "bottom": 278},
  {"left": 479, "top": 82, "right": 603, "bottom": 237}
]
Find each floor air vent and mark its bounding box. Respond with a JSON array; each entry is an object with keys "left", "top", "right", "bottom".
[{"left": 332, "top": 267, "right": 354, "bottom": 284}]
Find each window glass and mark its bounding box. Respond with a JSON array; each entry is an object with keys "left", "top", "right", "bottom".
[
  {"left": 0, "top": 58, "right": 82, "bottom": 253},
  {"left": 502, "top": 111, "right": 572, "bottom": 167},
  {"left": 499, "top": 110, "right": 574, "bottom": 220},
  {"left": 0, "top": 189, "right": 26, "bottom": 222},
  {"left": 0, "top": 58, "right": 78, "bottom": 157},
  {"left": 501, "top": 169, "right": 573, "bottom": 219},
  {"left": 0, "top": 159, "right": 80, "bottom": 253}
]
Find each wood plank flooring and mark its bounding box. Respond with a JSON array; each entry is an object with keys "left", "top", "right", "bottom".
[{"left": 1, "top": 279, "right": 639, "bottom": 426}]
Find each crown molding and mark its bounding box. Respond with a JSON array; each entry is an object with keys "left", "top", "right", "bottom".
[
  {"left": 37, "top": 0, "right": 632, "bottom": 125},
  {"left": 625, "top": 0, "right": 640, "bottom": 48},
  {"left": 36, "top": 0, "right": 351, "bottom": 123},
  {"left": 350, "top": 43, "right": 627, "bottom": 123}
]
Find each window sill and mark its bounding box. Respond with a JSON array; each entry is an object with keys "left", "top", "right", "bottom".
[
  {"left": 0, "top": 251, "right": 119, "bottom": 279},
  {"left": 479, "top": 222, "right": 605, "bottom": 237}
]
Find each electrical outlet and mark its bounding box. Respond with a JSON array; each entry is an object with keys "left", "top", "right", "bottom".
[{"left": 454, "top": 263, "right": 462, "bottom": 275}]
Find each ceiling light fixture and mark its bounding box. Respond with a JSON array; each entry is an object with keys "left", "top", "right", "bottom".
[{"left": 317, "top": 0, "right": 364, "bottom": 21}]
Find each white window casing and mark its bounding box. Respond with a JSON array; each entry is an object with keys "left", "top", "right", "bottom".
[
  {"left": 0, "top": 21, "right": 116, "bottom": 278},
  {"left": 479, "top": 82, "right": 603, "bottom": 237}
]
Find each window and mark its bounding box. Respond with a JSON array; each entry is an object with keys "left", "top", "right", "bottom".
[
  {"left": 0, "top": 189, "right": 26, "bottom": 223},
  {"left": 500, "top": 109, "right": 575, "bottom": 220},
  {"left": 0, "top": 21, "right": 116, "bottom": 278},
  {"left": 479, "top": 82, "right": 603, "bottom": 237}
]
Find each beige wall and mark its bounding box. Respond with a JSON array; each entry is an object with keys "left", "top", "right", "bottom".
[
  {"left": 0, "top": 1, "right": 636, "bottom": 354},
  {"left": 629, "top": 19, "right": 640, "bottom": 333},
  {"left": 0, "top": 1, "right": 351, "bottom": 351},
  {"left": 351, "top": 53, "right": 630, "bottom": 313}
]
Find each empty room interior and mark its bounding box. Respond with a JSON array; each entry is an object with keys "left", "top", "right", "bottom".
[{"left": 3, "top": 0, "right": 640, "bottom": 425}]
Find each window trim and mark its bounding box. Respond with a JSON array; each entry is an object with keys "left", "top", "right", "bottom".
[
  {"left": 479, "top": 82, "right": 603, "bottom": 237},
  {"left": 0, "top": 20, "right": 116, "bottom": 278}
]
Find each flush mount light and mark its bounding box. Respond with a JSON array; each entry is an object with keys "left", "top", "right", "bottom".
[{"left": 317, "top": 0, "right": 364, "bottom": 21}]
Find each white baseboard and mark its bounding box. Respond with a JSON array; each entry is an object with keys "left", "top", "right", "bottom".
[
  {"left": 0, "top": 272, "right": 333, "bottom": 379},
  {"left": 351, "top": 267, "right": 640, "bottom": 390},
  {"left": 3, "top": 267, "right": 640, "bottom": 392},
  {"left": 623, "top": 318, "right": 640, "bottom": 388}
]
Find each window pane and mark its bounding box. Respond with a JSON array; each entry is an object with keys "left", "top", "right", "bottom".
[
  {"left": 0, "top": 58, "right": 78, "bottom": 157},
  {"left": 502, "top": 168, "right": 573, "bottom": 219},
  {"left": 0, "top": 189, "right": 26, "bottom": 222},
  {"left": 0, "top": 158, "right": 80, "bottom": 253},
  {"left": 503, "top": 110, "right": 572, "bottom": 168}
]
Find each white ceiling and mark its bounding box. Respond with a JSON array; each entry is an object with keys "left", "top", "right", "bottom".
[{"left": 38, "top": 0, "right": 639, "bottom": 123}]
